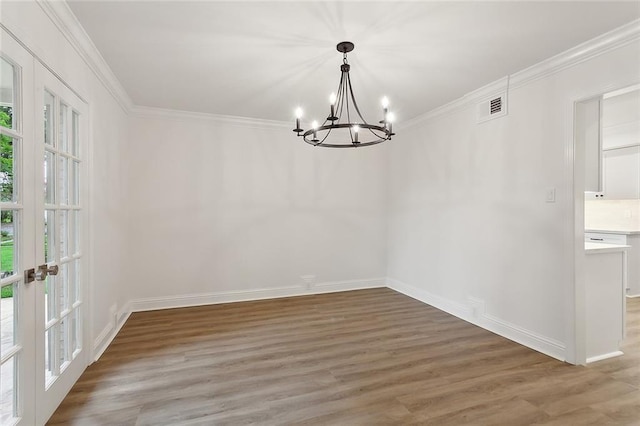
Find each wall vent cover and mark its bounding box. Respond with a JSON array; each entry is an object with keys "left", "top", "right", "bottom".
[{"left": 477, "top": 93, "right": 507, "bottom": 123}]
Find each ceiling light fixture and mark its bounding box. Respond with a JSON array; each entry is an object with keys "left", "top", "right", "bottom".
[{"left": 293, "top": 41, "right": 395, "bottom": 148}]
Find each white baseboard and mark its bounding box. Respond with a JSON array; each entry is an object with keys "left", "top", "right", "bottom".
[
  {"left": 92, "top": 301, "right": 131, "bottom": 362},
  {"left": 386, "top": 277, "right": 566, "bottom": 362},
  {"left": 386, "top": 277, "right": 472, "bottom": 319},
  {"left": 92, "top": 321, "right": 113, "bottom": 360},
  {"left": 586, "top": 350, "right": 624, "bottom": 364},
  {"left": 472, "top": 303, "right": 566, "bottom": 362},
  {"left": 312, "top": 277, "right": 387, "bottom": 294},
  {"left": 129, "top": 277, "right": 387, "bottom": 313}
]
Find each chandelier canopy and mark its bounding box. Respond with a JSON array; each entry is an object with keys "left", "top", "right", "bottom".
[{"left": 293, "top": 41, "right": 395, "bottom": 148}]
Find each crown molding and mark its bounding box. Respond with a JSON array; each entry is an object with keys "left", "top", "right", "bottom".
[
  {"left": 510, "top": 18, "right": 640, "bottom": 91},
  {"left": 36, "top": 0, "right": 134, "bottom": 113},
  {"left": 131, "top": 105, "right": 291, "bottom": 129},
  {"left": 403, "top": 19, "right": 640, "bottom": 130}
]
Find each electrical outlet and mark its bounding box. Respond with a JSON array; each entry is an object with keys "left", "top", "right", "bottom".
[
  {"left": 467, "top": 297, "right": 485, "bottom": 320},
  {"left": 300, "top": 275, "right": 316, "bottom": 290}
]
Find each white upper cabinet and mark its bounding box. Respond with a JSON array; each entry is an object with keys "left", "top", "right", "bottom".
[
  {"left": 601, "top": 87, "right": 640, "bottom": 200},
  {"left": 602, "top": 89, "right": 640, "bottom": 150},
  {"left": 602, "top": 146, "right": 640, "bottom": 199},
  {"left": 578, "top": 97, "right": 602, "bottom": 193}
]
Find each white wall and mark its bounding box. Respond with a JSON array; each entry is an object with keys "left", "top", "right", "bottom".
[
  {"left": 0, "top": 1, "right": 130, "bottom": 353},
  {"left": 126, "top": 112, "right": 388, "bottom": 306},
  {"left": 387, "top": 37, "right": 640, "bottom": 361}
]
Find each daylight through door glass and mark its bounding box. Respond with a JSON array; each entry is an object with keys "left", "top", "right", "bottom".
[
  {"left": 43, "top": 89, "right": 83, "bottom": 388},
  {"left": 0, "top": 55, "right": 22, "bottom": 425}
]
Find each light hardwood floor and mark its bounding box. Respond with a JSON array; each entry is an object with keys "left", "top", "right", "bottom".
[{"left": 48, "top": 288, "right": 640, "bottom": 425}]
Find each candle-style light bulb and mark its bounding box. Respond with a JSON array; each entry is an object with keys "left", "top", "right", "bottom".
[
  {"left": 380, "top": 96, "right": 390, "bottom": 124},
  {"left": 328, "top": 93, "right": 337, "bottom": 121},
  {"left": 386, "top": 112, "right": 395, "bottom": 135},
  {"left": 386, "top": 112, "right": 395, "bottom": 123},
  {"left": 312, "top": 120, "right": 319, "bottom": 141},
  {"left": 293, "top": 107, "right": 304, "bottom": 134},
  {"left": 353, "top": 125, "right": 360, "bottom": 144}
]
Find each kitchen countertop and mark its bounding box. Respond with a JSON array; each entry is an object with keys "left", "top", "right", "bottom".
[
  {"left": 586, "top": 228, "right": 640, "bottom": 235},
  {"left": 585, "top": 242, "right": 631, "bottom": 253}
]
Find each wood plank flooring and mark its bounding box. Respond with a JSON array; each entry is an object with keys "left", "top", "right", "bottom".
[{"left": 48, "top": 288, "right": 640, "bottom": 425}]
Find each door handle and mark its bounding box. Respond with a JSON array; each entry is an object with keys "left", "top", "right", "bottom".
[
  {"left": 23, "top": 264, "right": 58, "bottom": 283},
  {"left": 24, "top": 266, "right": 47, "bottom": 283},
  {"left": 43, "top": 264, "right": 59, "bottom": 276}
]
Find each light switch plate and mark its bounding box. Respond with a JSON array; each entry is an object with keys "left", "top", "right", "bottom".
[{"left": 546, "top": 188, "right": 556, "bottom": 203}]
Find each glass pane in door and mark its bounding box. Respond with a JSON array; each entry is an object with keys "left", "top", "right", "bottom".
[
  {"left": 58, "top": 156, "right": 67, "bottom": 206},
  {"left": 44, "top": 210, "right": 55, "bottom": 264},
  {"left": 1, "top": 283, "right": 17, "bottom": 355},
  {"left": 59, "top": 317, "right": 69, "bottom": 371},
  {"left": 0, "top": 212, "right": 16, "bottom": 278},
  {"left": 44, "top": 328, "right": 54, "bottom": 385},
  {"left": 44, "top": 91, "right": 54, "bottom": 146},
  {"left": 70, "top": 162, "right": 79, "bottom": 206},
  {"left": 71, "top": 112, "right": 79, "bottom": 157},
  {"left": 0, "top": 58, "right": 15, "bottom": 131},
  {"left": 59, "top": 103, "right": 68, "bottom": 154},
  {"left": 44, "top": 151, "right": 55, "bottom": 205},
  {"left": 0, "top": 357, "right": 16, "bottom": 423},
  {"left": 72, "top": 259, "right": 80, "bottom": 305},
  {"left": 59, "top": 210, "right": 67, "bottom": 260},
  {"left": 57, "top": 263, "right": 68, "bottom": 314},
  {"left": 0, "top": 137, "right": 17, "bottom": 203}
]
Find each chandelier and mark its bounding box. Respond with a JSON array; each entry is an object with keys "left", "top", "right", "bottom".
[{"left": 293, "top": 41, "right": 395, "bottom": 148}]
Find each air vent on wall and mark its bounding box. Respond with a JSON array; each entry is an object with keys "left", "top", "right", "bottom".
[
  {"left": 477, "top": 92, "right": 507, "bottom": 123},
  {"left": 490, "top": 97, "right": 502, "bottom": 114}
]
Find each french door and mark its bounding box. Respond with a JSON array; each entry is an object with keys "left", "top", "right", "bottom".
[{"left": 1, "top": 28, "right": 89, "bottom": 425}]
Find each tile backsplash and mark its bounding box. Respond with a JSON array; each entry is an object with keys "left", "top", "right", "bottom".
[{"left": 585, "top": 198, "right": 640, "bottom": 231}]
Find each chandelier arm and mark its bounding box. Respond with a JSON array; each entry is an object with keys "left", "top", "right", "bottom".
[
  {"left": 339, "top": 76, "right": 348, "bottom": 123},
  {"left": 344, "top": 74, "right": 359, "bottom": 143},
  {"left": 315, "top": 124, "right": 334, "bottom": 146},
  {"left": 345, "top": 93, "right": 354, "bottom": 143},
  {"left": 335, "top": 71, "right": 347, "bottom": 124},
  {"left": 346, "top": 72, "right": 368, "bottom": 125},
  {"left": 367, "top": 127, "right": 389, "bottom": 139},
  {"left": 333, "top": 70, "right": 346, "bottom": 123}
]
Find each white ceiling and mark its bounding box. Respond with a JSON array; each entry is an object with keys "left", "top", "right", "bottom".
[{"left": 68, "top": 1, "right": 640, "bottom": 124}]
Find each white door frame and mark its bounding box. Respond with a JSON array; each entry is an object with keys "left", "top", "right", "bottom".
[{"left": 568, "top": 78, "right": 639, "bottom": 365}]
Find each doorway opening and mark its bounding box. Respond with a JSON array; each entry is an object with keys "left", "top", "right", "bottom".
[{"left": 574, "top": 84, "right": 640, "bottom": 365}]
